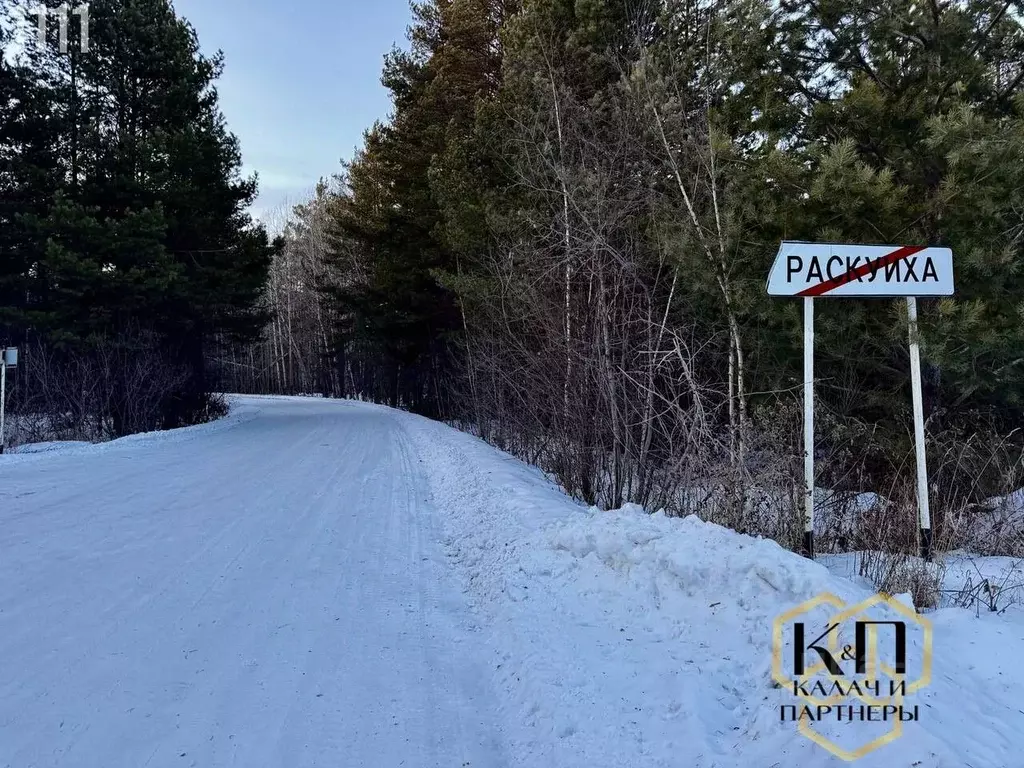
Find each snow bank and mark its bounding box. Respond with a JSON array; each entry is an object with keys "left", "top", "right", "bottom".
[
  {"left": 0, "top": 395, "right": 260, "bottom": 465},
  {"left": 545, "top": 508, "right": 843, "bottom": 612},
  {"left": 9, "top": 440, "right": 94, "bottom": 454},
  {"left": 397, "top": 408, "right": 1024, "bottom": 768}
]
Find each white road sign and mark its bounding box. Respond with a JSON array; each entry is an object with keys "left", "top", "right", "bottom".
[{"left": 766, "top": 241, "right": 954, "bottom": 297}]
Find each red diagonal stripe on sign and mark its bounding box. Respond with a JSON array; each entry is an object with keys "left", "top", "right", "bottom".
[{"left": 796, "top": 245, "right": 927, "bottom": 297}]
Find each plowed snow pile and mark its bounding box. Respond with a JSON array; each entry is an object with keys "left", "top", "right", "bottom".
[{"left": 401, "top": 408, "right": 1024, "bottom": 768}]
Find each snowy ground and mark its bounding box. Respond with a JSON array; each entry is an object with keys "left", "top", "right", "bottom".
[{"left": 2, "top": 395, "right": 1022, "bottom": 767}]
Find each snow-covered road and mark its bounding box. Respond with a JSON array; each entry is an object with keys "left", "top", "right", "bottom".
[
  {"left": 4, "top": 395, "right": 1024, "bottom": 768},
  {"left": 0, "top": 398, "right": 507, "bottom": 768}
]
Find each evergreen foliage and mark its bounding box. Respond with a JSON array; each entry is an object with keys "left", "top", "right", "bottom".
[
  {"left": 325, "top": 0, "right": 1024, "bottom": 516},
  {"left": 1, "top": 0, "right": 276, "bottom": 430}
]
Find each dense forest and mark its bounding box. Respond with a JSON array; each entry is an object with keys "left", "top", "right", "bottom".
[
  {"left": 241, "top": 0, "right": 1024, "bottom": 555},
  {"left": 4, "top": 0, "right": 1024, "bottom": 557},
  {"left": 1, "top": 0, "right": 278, "bottom": 436}
]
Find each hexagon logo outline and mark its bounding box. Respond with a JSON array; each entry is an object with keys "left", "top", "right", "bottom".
[{"left": 772, "top": 591, "right": 933, "bottom": 761}]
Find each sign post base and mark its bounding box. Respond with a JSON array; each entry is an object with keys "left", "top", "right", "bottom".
[
  {"left": 801, "top": 531, "right": 814, "bottom": 560},
  {"left": 920, "top": 528, "right": 933, "bottom": 563}
]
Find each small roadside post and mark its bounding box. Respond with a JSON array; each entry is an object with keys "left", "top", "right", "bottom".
[
  {"left": 1, "top": 347, "right": 18, "bottom": 455},
  {"left": 766, "top": 243, "right": 954, "bottom": 561}
]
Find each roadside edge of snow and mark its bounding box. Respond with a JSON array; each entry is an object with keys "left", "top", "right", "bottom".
[
  {"left": 392, "top": 407, "right": 1024, "bottom": 768},
  {"left": 394, "top": 411, "right": 855, "bottom": 767},
  {"left": 0, "top": 394, "right": 262, "bottom": 464}
]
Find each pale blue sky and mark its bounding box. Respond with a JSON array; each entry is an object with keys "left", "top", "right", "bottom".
[{"left": 171, "top": 0, "right": 413, "bottom": 224}]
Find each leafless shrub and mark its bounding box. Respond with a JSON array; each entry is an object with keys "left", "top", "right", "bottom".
[
  {"left": 5, "top": 333, "right": 188, "bottom": 447},
  {"left": 189, "top": 393, "right": 229, "bottom": 425},
  {"left": 944, "top": 556, "right": 1024, "bottom": 614},
  {"left": 856, "top": 550, "right": 942, "bottom": 609},
  {"left": 928, "top": 420, "right": 1024, "bottom": 557}
]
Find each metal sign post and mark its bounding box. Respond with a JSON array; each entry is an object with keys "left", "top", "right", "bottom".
[
  {"left": 767, "top": 243, "right": 954, "bottom": 561},
  {"left": 1, "top": 347, "right": 18, "bottom": 455},
  {"left": 802, "top": 297, "right": 814, "bottom": 558},
  {"left": 0, "top": 352, "right": 5, "bottom": 455},
  {"left": 906, "top": 298, "right": 933, "bottom": 559}
]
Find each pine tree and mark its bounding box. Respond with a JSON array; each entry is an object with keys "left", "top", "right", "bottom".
[
  {"left": 328, "top": 0, "right": 505, "bottom": 415},
  {"left": 766, "top": 0, "right": 1024, "bottom": 425},
  {"left": 1, "top": 0, "right": 276, "bottom": 428}
]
